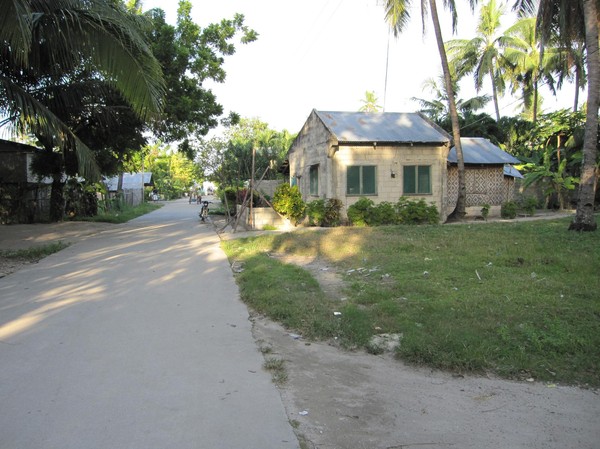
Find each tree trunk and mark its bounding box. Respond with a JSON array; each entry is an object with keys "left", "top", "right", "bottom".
[
  {"left": 490, "top": 65, "right": 501, "bottom": 122},
  {"left": 429, "top": 0, "right": 466, "bottom": 220},
  {"left": 569, "top": 0, "right": 599, "bottom": 231},
  {"left": 49, "top": 174, "right": 65, "bottom": 222},
  {"left": 573, "top": 64, "right": 580, "bottom": 112},
  {"left": 532, "top": 74, "right": 539, "bottom": 123}
]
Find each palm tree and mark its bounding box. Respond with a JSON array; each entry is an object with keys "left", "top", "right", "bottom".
[
  {"left": 412, "top": 75, "right": 491, "bottom": 122},
  {"left": 359, "top": 91, "right": 383, "bottom": 112},
  {"left": 513, "top": 0, "right": 598, "bottom": 231},
  {"left": 501, "top": 16, "right": 558, "bottom": 122},
  {"left": 445, "top": 0, "right": 508, "bottom": 122},
  {"left": 384, "top": 0, "right": 473, "bottom": 220},
  {"left": 0, "top": 0, "right": 165, "bottom": 182}
]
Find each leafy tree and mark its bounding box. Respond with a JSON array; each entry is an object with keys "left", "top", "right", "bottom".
[
  {"left": 383, "top": 0, "right": 469, "bottom": 220},
  {"left": 143, "top": 2, "right": 258, "bottom": 152},
  {"left": 359, "top": 91, "right": 383, "bottom": 112},
  {"left": 206, "top": 118, "right": 294, "bottom": 186},
  {"left": 509, "top": 109, "right": 588, "bottom": 209},
  {"left": 143, "top": 143, "right": 201, "bottom": 200}
]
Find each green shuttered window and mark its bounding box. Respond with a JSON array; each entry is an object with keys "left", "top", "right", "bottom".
[
  {"left": 347, "top": 166, "right": 377, "bottom": 195},
  {"left": 403, "top": 165, "right": 431, "bottom": 194},
  {"left": 309, "top": 165, "right": 319, "bottom": 195}
]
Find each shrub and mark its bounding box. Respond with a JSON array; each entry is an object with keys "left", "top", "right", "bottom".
[
  {"left": 501, "top": 200, "right": 518, "bottom": 219},
  {"left": 481, "top": 203, "right": 491, "bottom": 220},
  {"left": 521, "top": 196, "right": 538, "bottom": 216},
  {"left": 219, "top": 187, "right": 238, "bottom": 215},
  {"left": 323, "top": 198, "right": 343, "bottom": 227},
  {"left": 347, "top": 197, "right": 374, "bottom": 226},
  {"left": 272, "top": 184, "right": 306, "bottom": 225},
  {"left": 236, "top": 188, "right": 260, "bottom": 207},
  {"left": 396, "top": 197, "right": 439, "bottom": 224},
  {"left": 371, "top": 201, "right": 397, "bottom": 225},
  {"left": 306, "top": 199, "right": 326, "bottom": 226}
]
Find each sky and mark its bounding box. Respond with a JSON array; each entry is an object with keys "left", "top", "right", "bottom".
[{"left": 141, "top": 0, "right": 580, "bottom": 135}]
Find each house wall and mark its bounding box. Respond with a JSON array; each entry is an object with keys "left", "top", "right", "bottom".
[
  {"left": 332, "top": 145, "right": 447, "bottom": 219},
  {"left": 446, "top": 166, "right": 516, "bottom": 217},
  {"left": 287, "top": 111, "right": 333, "bottom": 200}
]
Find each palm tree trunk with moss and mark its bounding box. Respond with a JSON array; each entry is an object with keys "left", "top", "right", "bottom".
[
  {"left": 429, "top": 0, "right": 466, "bottom": 220},
  {"left": 490, "top": 65, "right": 501, "bottom": 121},
  {"left": 569, "top": 0, "right": 599, "bottom": 231}
]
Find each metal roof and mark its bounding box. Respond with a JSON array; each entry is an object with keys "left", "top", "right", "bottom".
[
  {"left": 448, "top": 137, "right": 521, "bottom": 165},
  {"left": 315, "top": 110, "right": 451, "bottom": 144},
  {"left": 504, "top": 164, "right": 524, "bottom": 179},
  {"left": 103, "top": 172, "right": 153, "bottom": 190}
]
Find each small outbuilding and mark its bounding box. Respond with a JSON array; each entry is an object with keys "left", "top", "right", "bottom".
[
  {"left": 103, "top": 172, "right": 153, "bottom": 206},
  {"left": 447, "top": 137, "right": 522, "bottom": 216}
]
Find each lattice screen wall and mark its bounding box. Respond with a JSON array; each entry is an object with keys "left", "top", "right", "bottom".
[{"left": 446, "top": 166, "right": 516, "bottom": 208}]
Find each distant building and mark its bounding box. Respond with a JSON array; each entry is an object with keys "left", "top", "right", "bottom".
[{"left": 103, "top": 172, "right": 154, "bottom": 206}]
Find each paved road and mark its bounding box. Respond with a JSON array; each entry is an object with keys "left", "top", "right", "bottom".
[{"left": 0, "top": 200, "right": 299, "bottom": 449}]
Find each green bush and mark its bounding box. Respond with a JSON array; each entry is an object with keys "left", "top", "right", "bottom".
[
  {"left": 521, "top": 196, "right": 538, "bottom": 216},
  {"left": 306, "top": 199, "right": 326, "bottom": 226},
  {"left": 218, "top": 187, "right": 238, "bottom": 215},
  {"left": 371, "top": 201, "right": 398, "bottom": 225},
  {"left": 481, "top": 203, "right": 491, "bottom": 220},
  {"left": 396, "top": 197, "right": 439, "bottom": 224},
  {"left": 272, "top": 184, "right": 306, "bottom": 225},
  {"left": 323, "top": 198, "right": 343, "bottom": 227},
  {"left": 347, "top": 197, "right": 374, "bottom": 226},
  {"left": 501, "top": 200, "right": 518, "bottom": 219}
]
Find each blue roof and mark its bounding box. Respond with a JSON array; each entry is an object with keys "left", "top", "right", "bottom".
[
  {"left": 448, "top": 137, "right": 520, "bottom": 164},
  {"left": 315, "top": 110, "right": 451, "bottom": 144},
  {"left": 504, "top": 164, "right": 524, "bottom": 178}
]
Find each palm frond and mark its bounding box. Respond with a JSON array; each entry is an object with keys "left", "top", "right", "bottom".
[
  {"left": 384, "top": 0, "right": 413, "bottom": 36},
  {"left": 1, "top": 75, "right": 100, "bottom": 181}
]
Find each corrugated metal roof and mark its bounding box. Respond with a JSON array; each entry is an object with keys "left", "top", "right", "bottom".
[
  {"left": 315, "top": 110, "right": 451, "bottom": 144},
  {"left": 448, "top": 137, "right": 521, "bottom": 164},
  {"left": 504, "top": 164, "right": 524, "bottom": 178},
  {"left": 104, "top": 172, "right": 153, "bottom": 190}
]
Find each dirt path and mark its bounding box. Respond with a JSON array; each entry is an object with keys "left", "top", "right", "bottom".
[{"left": 253, "top": 316, "right": 599, "bottom": 449}]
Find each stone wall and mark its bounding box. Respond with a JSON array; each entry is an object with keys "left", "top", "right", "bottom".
[{"left": 236, "top": 205, "right": 294, "bottom": 230}]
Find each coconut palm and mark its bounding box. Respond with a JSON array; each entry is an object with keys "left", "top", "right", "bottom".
[
  {"left": 445, "top": 0, "right": 508, "bottom": 121},
  {"left": 383, "top": 0, "right": 473, "bottom": 220},
  {"left": 0, "top": 0, "right": 165, "bottom": 181},
  {"left": 513, "top": 0, "right": 599, "bottom": 231},
  {"left": 412, "top": 75, "right": 491, "bottom": 122},
  {"left": 359, "top": 91, "right": 383, "bottom": 112},
  {"left": 501, "top": 17, "right": 559, "bottom": 122},
  {"left": 551, "top": 41, "right": 587, "bottom": 112}
]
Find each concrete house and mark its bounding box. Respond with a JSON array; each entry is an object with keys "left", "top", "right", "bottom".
[{"left": 287, "top": 110, "right": 452, "bottom": 220}]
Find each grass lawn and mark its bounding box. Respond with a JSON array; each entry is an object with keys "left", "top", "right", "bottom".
[
  {"left": 73, "top": 201, "right": 162, "bottom": 223},
  {"left": 222, "top": 217, "right": 600, "bottom": 387}
]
